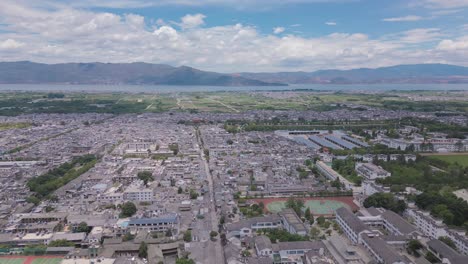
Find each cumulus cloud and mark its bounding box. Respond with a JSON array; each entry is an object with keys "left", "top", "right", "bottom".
[
  {"left": 419, "top": 0, "right": 468, "bottom": 8},
  {"left": 273, "top": 27, "right": 285, "bottom": 34},
  {"left": 437, "top": 37, "right": 468, "bottom": 51},
  {"left": 382, "top": 15, "right": 423, "bottom": 22},
  {"left": 325, "top": 21, "right": 337, "bottom": 26},
  {"left": 0, "top": 0, "right": 466, "bottom": 72},
  {"left": 180, "top": 13, "right": 206, "bottom": 29},
  {"left": 46, "top": 0, "right": 363, "bottom": 9},
  {"left": 397, "top": 28, "right": 443, "bottom": 43},
  {"left": 0, "top": 39, "right": 24, "bottom": 49}
]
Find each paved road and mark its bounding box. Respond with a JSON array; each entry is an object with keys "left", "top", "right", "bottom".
[{"left": 190, "top": 128, "right": 225, "bottom": 264}]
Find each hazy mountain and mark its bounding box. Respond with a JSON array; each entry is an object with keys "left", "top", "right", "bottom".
[
  {"left": 238, "top": 64, "right": 468, "bottom": 84},
  {"left": 0, "top": 61, "right": 285, "bottom": 86}
]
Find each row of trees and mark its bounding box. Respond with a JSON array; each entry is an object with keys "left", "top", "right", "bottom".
[
  {"left": 27, "top": 154, "right": 97, "bottom": 198},
  {"left": 415, "top": 191, "right": 468, "bottom": 227},
  {"left": 363, "top": 193, "right": 407, "bottom": 214}
]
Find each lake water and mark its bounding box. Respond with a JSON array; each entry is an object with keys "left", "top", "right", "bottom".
[{"left": 0, "top": 83, "right": 467, "bottom": 93}]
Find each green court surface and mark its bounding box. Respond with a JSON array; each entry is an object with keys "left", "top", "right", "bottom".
[
  {"left": 266, "top": 201, "right": 287, "bottom": 213},
  {"left": 0, "top": 257, "right": 62, "bottom": 264},
  {"left": 304, "top": 200, "right": 350, "bottom": 215},
  {"left": 0, "top": 259, "right": 26, "bottom": 264},
  {"left": 266, "top": 200, "right": 350, "bottom": 215},
  {"left": 31, "top": 258, "right": 62, "bottom": 264}
]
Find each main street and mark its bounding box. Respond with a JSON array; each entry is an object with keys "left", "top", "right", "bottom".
[{"left": 189, "top": 127, "right": 224, "bottom": 264}]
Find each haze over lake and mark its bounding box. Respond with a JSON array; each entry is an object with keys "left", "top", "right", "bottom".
[{"left": 0, "top": 84, "right": 467, "bottom": 93}]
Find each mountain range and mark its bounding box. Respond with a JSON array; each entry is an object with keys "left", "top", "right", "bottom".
[
  {"left": 0, "top": 61, "right": 284, "bottom": 86},
  {"left": 239, "top": 64, "right": 468, "bottom": 84},
  {"left": 1, "top": 61, "right": 468, "bottom": 86}
]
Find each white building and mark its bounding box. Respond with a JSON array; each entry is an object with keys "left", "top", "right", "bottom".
[
  {"left": 124, "top": 183, "right": 153, "bottom": 202},
  {"left": 355, "top": 163, "right": 391, "bottom": 180}
]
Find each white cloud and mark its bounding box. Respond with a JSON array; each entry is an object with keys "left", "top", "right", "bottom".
[
  {"left": 180, "top": 13, "right": 206, "bottom": 29},
  {"left": 273, "top": 27, "right": 285, "bottom": 34},
  {"left": 419, "top": 0, "right": 468, "bottom": 8},
  {"left": 0, "top": 39, "right": 24, "bottom": 49},
  {"left": 382, "top": 15, "right": 423, "bottom": 22},
  {"left": 396, "top": 28, "right": 443, "bottom": 43},
  {"left": 47, "top": 0, "right": 360, "bottom": 9},
  {"left": 437, "top": 37, "right": 468, "bottom": 51},
  {"left": 325, "top": 21, "right": 337, "bottom": 26},
  {"left": 0, "top": 1, "right": 467, "bottom": 72}
]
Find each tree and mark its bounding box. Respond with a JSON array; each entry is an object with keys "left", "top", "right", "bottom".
[
  {"left": 137, "top": 171, "right": 154, "bottom": 185},
  {"left": 49, "top": 239, "right": 75, "bottom": 247},
  {"left": 304, "top": 207, "right": 314, "bottom": 224},
  {"left": 122, "top": 233, "right": 135, "bottom": 242},
  {"left": 407, "top": 239, "right": 423, "bottom": 256},
  {"left": 26, "top": 196, "right": 40, "bottom": 206},
  {"left": 363, "top": 193, "right": 407, "bottom": 214},
  {"left": 425, "top": 251, "right": 440, "bottom": 263},
  {"left": 120, "top": 202, "right": 137, "bottom": 218},
  {"left": 176, "top": 257, "right": 195, "bottom": 264},
  {"left": 210, "top": 231, "right": 218, "bottom": 239},
  {"left": 189, "top": 189, "right": 198, "bottom": 200},
  {"left": 165, "top": 229, "right": 173, "bottom": 237},
  {"left": 219, "top": 215, "right": 225, "bottom": 225},
  {"left": 286, "top": 198, "right": 305, "bottom": 217},
  {"left": 310, "top": 227, "right": 321, "bottom": 239},
  {"left": 138, "top": 242, "right": 148, "bottom": 258},
  {"left": 178, "top": 186, "right": 183, "bottom": 194},
  {"left": 183, "top": 230, "right": 192, "bottom": 242},
  {"left": 76, "top": 222, "right": 89, "bottom": 233},
  {"left": 316, "top": 216, "right": 325, "bottom": 226},
  {"left": 438, "top": 236, "right": 457, "bottom": 250}
]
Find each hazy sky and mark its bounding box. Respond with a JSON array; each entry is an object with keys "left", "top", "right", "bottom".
[{"left": 0, "top": 0, "right": 467, "bottom": 72}]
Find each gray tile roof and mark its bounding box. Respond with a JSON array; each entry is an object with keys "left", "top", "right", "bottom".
[
  {"left": 362, "top": 234, "right": 407, "bottom": 264},
  {"left": 277, "top": 241, "right": 325, "bottom": 251},
  {"left": 336, "top": 207, "right": 367, "bottom": 234},
  {"left": 381, "top": 210, "right": 417, "bottom": 235},
  {"left": 255, "top": 235, "right": 272, "bottom": 251}
]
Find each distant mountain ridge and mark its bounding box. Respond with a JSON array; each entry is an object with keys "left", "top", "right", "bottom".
[
  {"left": 239, "top": 64, "right": 468, "bottom": 84},
  {"left": 0, "top": 61, "right": 285, "bottom": 86},
  {"left": 1, "top": 62, "right": 468, "bottom": 86}
]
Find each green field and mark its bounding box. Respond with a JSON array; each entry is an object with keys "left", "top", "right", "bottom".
[
  {"left": 0, "top": 258, "right": 27, "bottom": 264},
  {"left": 1, "top": 90, "right": 466, "bottom": 115},
  {"left": 0, "top": 257, "right": 62, "bottom": 264},
  {"left": 266, "top": 200, "right": 351, "bottom": 215},
  {"left": 429, "top": 154, "right": 468, "bottom": 167},
  {"left": 0, "top": 123, "right": 31, "bottom": 131},
  {"left": 31, "top": 258, "right": 62, "bottom": 264}
]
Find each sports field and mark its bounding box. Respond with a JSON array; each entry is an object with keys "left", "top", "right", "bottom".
[
  {"left": 0, "top": 256, "right": 62, "bottom": 264},
  {"left": 428, "top": 154, "right": 468, "bottom": 167},
  {"left": 250, "top": 196, "right": 358, "bottom": 216}
]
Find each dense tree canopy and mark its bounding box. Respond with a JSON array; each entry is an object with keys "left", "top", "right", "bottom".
[
  {"left": 120, "top": 202, "right": 137, "bottom": 218},
  {"left": 137, "top": 171, "right": 154, "bottom": 185},
  {"left": 363, "top": 193, "right": 407, "bottom": 214}
]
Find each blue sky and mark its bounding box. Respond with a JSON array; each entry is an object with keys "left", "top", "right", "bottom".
[
  {"left": 0, "top": 0, "right": 467, "bottom": 72},
  {"left": 92, "top": 0, "right": 466, "bottom": 38}
]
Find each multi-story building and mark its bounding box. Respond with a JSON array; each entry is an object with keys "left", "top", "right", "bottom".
[
  {"left": 127, "top": 214, "right": 179, "bottom": 233},
  {"left": 407, "top": 209, "right": 468, "bottom": 255},
  {"left": 279, "top": 209, "right": 308, "bottom": 236},
  {"left": 335, "top": 207, "right": 370, "bottom": 244},
  {"left": 316, "top": 161, "right": 353, "bottom": 190},
  {"left": 225, "top": 215, "right": 282, "bottom": 238},
  {"left": 355, "top": 163, "right": 391, "bottom": 180},
  {"left": 123, "top": 184, "right": 153, "bottom": 202}
]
